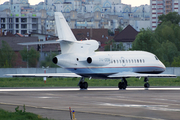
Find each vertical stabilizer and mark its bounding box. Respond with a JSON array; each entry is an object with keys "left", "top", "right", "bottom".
[{"left": 55, "top": 12, "right": 77, "bottom": 41}]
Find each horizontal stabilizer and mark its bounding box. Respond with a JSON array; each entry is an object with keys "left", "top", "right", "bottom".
[{"left": 18, "top": 40, "right": 60, "bottom": 45}]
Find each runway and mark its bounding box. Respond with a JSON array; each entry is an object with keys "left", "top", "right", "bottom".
[
  {"left": 1, "top": 87, "right": 180, "bottom": 91},
  {"left": 0, "top": 87, "right": 180, "bottom": 120}
]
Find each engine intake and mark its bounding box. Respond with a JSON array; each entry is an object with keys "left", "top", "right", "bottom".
[
  {"left": 86, "top": 55, "right": 110, "bottom": 66},
  {"left": 52, "top": 57, "right": 58, "bottom": 64},
  {"left": 87, "top": 57, "right": 92, "bottom": 64}
]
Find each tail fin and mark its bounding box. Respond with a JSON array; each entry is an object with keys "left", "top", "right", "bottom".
[{"left": 55, "top": 12, "right": 77, "bottom": 41}]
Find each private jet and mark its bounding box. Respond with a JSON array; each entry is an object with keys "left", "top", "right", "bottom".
[{"left": 6, "top": 12, "right": 176, "bottom": 89}]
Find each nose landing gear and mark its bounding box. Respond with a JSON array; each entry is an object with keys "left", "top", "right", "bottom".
[
  {"left": 78, "top": 77, "right": 88, "bottom": 89},
  {"left": 144, "top": 77, "right": 150, "bottom": 88},
  {"left": 118, "top": 78, "right": 127, "bottom": 90}
]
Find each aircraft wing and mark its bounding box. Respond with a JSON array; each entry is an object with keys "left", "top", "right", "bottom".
[
  {"left": 5, "top": 73, "right": 81, "bottom": 78},
  {"left": 108, "top": 72, "right": 176, "bottom": 78}
]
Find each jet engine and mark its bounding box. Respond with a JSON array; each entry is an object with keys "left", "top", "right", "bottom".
[{"left": 86, "top": 55, "right": 111, "bottom": 66}]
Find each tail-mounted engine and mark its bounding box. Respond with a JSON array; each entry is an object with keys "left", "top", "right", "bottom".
[{"left": 86, "top": 54, "right": 111, "bottom": 66}]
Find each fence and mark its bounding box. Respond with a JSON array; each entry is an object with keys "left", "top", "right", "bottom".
[{"left": 0, "top": 67, "right": 180, "bottom": 78}]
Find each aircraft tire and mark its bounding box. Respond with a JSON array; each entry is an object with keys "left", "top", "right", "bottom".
[
  {"left": 118, "top": 82, "right": 126, "bottom": 89},
  {"left": 118, "top": 82, "right": 123, "bottom": 89},
  {"left": 122, "top": 82, "right": 127, "bottom": 89},
  {"left": 144, "top": 83, "right": 150, "bottom": 88},
  {"left": 79, "top": 82, "right": 88, "bottom": 89},
  {"left": 84, "top": 82, "right": 88, "bottom": 89}
]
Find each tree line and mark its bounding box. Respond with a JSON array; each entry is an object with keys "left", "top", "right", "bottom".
[
  {"left": 132, "top": 12, "right": 180, "bottom": 67},
  {"left": 0, "top": 41, "right": 58, "bottom": 68}
]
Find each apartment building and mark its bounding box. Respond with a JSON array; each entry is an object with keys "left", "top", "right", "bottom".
[
  {"left": 0, "top": 12, "right": 42, "bottom": 34},
  {"left": 150, "top": 0, "right": 180, "bottom": 30}
]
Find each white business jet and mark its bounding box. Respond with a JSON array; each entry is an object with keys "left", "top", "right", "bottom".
[{"left": 7, "top": 12, "right": 176, "bottom": 89}]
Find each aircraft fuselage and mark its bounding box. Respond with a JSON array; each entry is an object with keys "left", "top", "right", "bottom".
[{"left": 53, "top": 51, "right": 165, "bottom": 78}]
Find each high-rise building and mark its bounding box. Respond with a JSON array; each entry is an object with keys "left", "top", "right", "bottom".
[
  {"left": 0, "top": 12, "right": 42, "bottom": 34},
  {"left": 150, "top": 0, "right": 180, "bottom": 30}
]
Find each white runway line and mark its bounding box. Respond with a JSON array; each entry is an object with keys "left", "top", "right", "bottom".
[
  {"left": 0, "top": 88, "right": 180, "bottom": 92},
  {"left": 100, "top": 103, "right": 180, "bottom": 112}
]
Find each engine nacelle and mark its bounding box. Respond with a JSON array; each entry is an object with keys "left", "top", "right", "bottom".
[
  {"left": 86, "top": 55, "right": 111, "bottom": 66},
  {"left": 52, "top": 54, "right": 73, "bottom": 68},
  {"left": 52, "top": 57, "right": 58, "bottom": 64}
]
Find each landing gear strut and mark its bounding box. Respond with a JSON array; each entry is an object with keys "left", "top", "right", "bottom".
[
  {"left": 118, "top": 78, "right": 127, "bottom": 90},
  {"left": 78, "top": 77, "right": 88, "bottom": 89},
  {"left": 144, "top": 77, "right": 150, "bottom": 88}
]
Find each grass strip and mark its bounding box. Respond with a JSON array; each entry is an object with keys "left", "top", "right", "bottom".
[
  {"left": 0, "top": 77, "right": 180, "bottom": 87},
  {"left": 0, "top": 106, "right": 52, "bottom": 120}
]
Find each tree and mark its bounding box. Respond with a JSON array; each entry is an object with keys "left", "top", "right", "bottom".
[
  {"left": 40, "top": 52, "right": 59, "bottom": 68},
  {"left": 158, "top": 12, "right": 180, "bottom": 25},
  {"left": 108, "top": 29, "right": 114, "bottom": 36},
  {"left": 0, "top": 40, "right": 16, "bottom": 68},
  {"left": 132, "top": 28, "right": 160, "bottom": 54},
  {"left": 116, "top": 26, "right": 123, "bottom": 32},
  {"left": 171, "top": 56, "right": 180, "bottom": 67},
  {"left": 116, "top": 42, "right": 125, "bottom": 51},
  {"left": 20, "top": 47, "right": 40, "bottom": 67},
  {"left": 160, "top": 40, "right": 179, "bottom": 66},
  {"left": 132, "top": 25, "right": 180, "bottom": 66}
]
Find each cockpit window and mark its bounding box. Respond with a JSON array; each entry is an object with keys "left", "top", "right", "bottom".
[{"left": 155, "top": 56, "right": 159, "bottom": 60}]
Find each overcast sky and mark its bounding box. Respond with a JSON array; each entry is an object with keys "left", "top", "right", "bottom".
[{"left": 0, "top": 0, "right": 150, "bottom": 6}]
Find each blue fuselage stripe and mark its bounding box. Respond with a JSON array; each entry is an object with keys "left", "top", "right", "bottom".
[{"left": 66, "top": 66, "right": 165, "bottom": 74}]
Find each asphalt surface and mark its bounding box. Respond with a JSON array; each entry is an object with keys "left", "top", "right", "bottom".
[{"left": 0, "top": 87, "right": 180, "bottom": 120}]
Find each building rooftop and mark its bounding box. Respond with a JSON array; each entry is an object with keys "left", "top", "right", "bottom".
[
  {"left": 0, "top": 37, "right": 38, "bottom": 51},
  {"left": 114, "top": 25, "right": 138, "bottom": 42},
  {"left": 72, "top": 28, "right": 113, "bottom": 48}
]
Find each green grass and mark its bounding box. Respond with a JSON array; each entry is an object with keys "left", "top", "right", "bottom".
[
  {"left": 0, "top": 77, "right": 180, "bottom": 87},
  {"left": 0, "top": 107, "right": 52, "bottom": 120}
]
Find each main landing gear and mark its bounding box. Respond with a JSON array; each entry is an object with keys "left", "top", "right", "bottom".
[
  {"left": 118, "top": 78, "right": 127, "bottom": 90},
  {"left": 118, "top": 77, "right": 150, "bottom": 90},
  {"left": 144, "top": 77, "right": 150, "bottom": 88},
  {"left": 78, "top": 77, "right": 88, "bottom": 89}
]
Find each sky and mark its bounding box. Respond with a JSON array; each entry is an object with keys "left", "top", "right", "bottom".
[{"left": 0, "top": 0, "right": 150, "bottom": 6}]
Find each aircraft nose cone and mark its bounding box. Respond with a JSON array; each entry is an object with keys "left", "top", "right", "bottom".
[{"left": 161, "top": 62, "right": 166, "bottom": 72}]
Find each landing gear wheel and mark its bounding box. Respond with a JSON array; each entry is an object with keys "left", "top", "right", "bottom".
[
  {"left": 144, "top": 77, "right": 150, "bottom": 89},
  {"left": 118, "top": 82, "right": 127, "bottom": 90},
  {"left": 83, "top": 82, "right": 88, "bottom": 89},
  {"left": 144, "top": 82, "right": 150, "bottom": 88},
  {"left": 79, "top": 82, "right": 88, "bottom": 89},
  {"left": 118, "top": 82, "right": 123, "bottom": 89}
]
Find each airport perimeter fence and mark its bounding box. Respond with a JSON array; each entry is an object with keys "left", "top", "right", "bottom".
[{"left": 0, "top": 67, "right": 180, "bottom": 78}]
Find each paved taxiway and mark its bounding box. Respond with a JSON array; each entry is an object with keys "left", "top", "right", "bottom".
[{"left": 0, "top": 87, "right": 180, "bottom": 120}]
